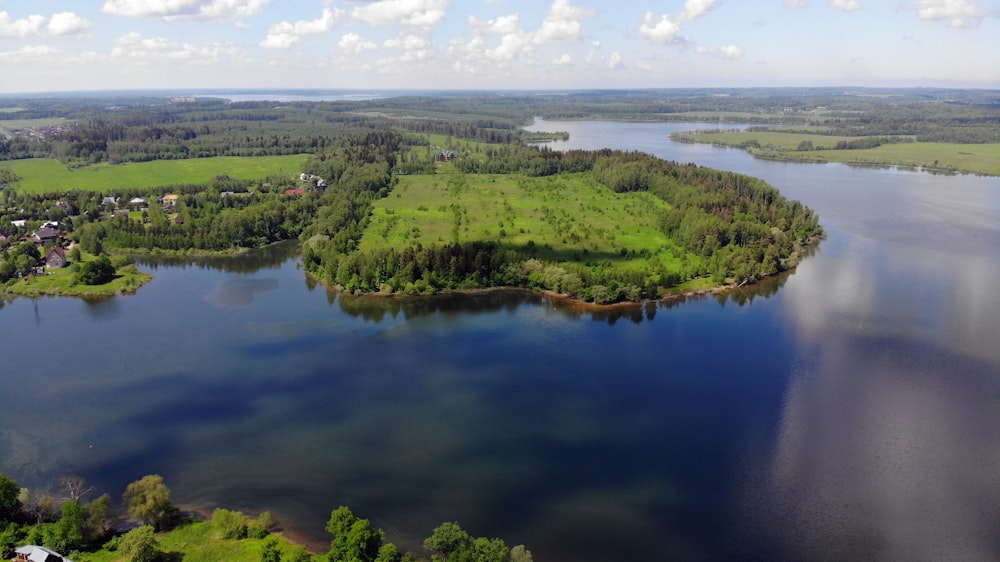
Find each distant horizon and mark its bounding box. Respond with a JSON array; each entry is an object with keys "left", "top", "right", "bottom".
[
  {"left": 1, "top": 1, "right": 998, "bottom": 93},
  {"left": 2, "top": 84, "right": 999, "bottom": 99}
]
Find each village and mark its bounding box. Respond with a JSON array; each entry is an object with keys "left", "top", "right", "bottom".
[{"left": 0, "top": 170, "right": 330, "bottom": 286}]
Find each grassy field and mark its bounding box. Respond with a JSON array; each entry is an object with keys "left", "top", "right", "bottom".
[
  {"left": 0, "top": 117, "right": 69, "bottom": 131},
  {"left": 685, "top": 130, "right": 872, "bottom": 150},
  {"left": 3, "top": 155, "right": 308, "bottom": 193},
  {"left": 2, "top": 254, "right": 151, "bottom": 298},
  {"left": 679, "top": 130, "right": 1000, "bottom": 175},
  {"left": 73, "top": 520, "right": 316, "bottom": 562},
  {"left": 363, "top": 171, "right": 696, "bottom": 272}
]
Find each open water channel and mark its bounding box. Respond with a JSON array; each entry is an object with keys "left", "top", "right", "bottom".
[{"left": 2, "top": 120, "right": 999, "bottom": 560}]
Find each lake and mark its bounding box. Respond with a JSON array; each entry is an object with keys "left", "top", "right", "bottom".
[{"left": 2, "top": 120, "right": 999, "bottom": 561}]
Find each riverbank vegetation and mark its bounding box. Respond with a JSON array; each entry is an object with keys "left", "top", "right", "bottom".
[{"left": 1, "top": 472, "right": 532, "bottom": 562}]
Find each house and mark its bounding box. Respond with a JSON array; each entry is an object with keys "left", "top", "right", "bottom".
[
  {"left": 112, "top": 209, "right": 130, "bottom": 219},
  {"left": 14, "top": 545, "right": 73, "bottom": 562},
  {"left": 161, "top": 194, "right": 179, "bottom": 206},
  {"left": 174, "top": 215, "right": 184, "bottom": 224},
  {"left": 54, "top": 201, "right": 71, "bottom": 212},
  {"left": 300, "top": 172, "right": 313, "bottom": 181},
  {"left": 11, "top": 219, "right": 27, "bottom": 228},
  {"left": 101, "top": 196, "right": 119, "bottom": 207},
  {"left": 285, "top": 188, "right": 305, "bottom": 196},
  {"left": 315, "top": 178, "right": 328, "bottom": 189},
  {"left": 46, "top": 247, "right": 67, "bottom": 268},
  {"left": 0, "top": 230, "right": 9, "bottom": 243},
  {"left": 31, "top": 227, "right": 60, "bottom": 244},
  {"left": 128, "top": 197, "right": 147, "bottom": 210}
]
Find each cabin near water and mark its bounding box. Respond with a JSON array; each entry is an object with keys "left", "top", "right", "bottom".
[{"left": 13, "top": 545, "right": 73, "bottom": 562}]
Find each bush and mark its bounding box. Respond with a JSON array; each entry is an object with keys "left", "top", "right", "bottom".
[
  {"left": 211, "top": 508, "right": 248, "bottom": 539},
  {"left": 247, "top": 511, "right": 272, "bottom": 539}
]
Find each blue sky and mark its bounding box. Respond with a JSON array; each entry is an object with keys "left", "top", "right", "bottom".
[{"left": 1, "top": 0, "right": 998, "bottom": 93}]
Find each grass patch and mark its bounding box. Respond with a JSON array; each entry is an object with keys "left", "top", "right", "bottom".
[
  {"left": 363, "top": 172, "right": 697, "bottom": 274},
  {"left": 5, "top": 155, "right": 308, "bottom": 194},
  {"left": 73, "top": 520, "right": 317, "bottom": 562},
  {"left": 0, "top": 117, "right": 69, "bottom": 130}
]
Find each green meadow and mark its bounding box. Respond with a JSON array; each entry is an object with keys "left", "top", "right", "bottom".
[
  {"left": 362, "top": 171, "right": 696, "bottom": 272},
  {"left": 4, "top": 155, "right": 308, "bottom": 193},
  {"left": 678, "top": 130, "right": 1000, "bottom": 175}
]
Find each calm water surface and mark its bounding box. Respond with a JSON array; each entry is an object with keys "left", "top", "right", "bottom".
[{"left": 2, "top": 121, "right": 999, "bottom": 561}]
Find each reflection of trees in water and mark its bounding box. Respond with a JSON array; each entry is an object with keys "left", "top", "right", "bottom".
[
  {"left": 332, "top": 270, "right": 792, "bottom": 325},
  {"left": 136, "top": 240, "right": 300, "bottom": 275},
  {"left": 334, "top": 289, "right": 537, "bottom": 322}
]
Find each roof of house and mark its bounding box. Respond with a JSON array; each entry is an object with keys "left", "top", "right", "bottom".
[
  {"left": 285, "top": 188, "right": 306, "bottom": 196},
  {"left": 47, "top": 247, "right": 66, "bottom": 258},
  {"left": 33, "top": 227, "right": 60, "bottom": 239},
  {"left": 15, "top": 545, "right": 73, "bottom": 562}
]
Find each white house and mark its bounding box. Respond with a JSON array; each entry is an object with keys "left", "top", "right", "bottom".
[{"left": 14, "top": 545, "right": 73, "bottom": 562}]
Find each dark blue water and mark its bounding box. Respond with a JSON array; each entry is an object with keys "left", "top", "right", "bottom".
[{"left": 2, "top": 122, "right": 999, "bottom": 561}]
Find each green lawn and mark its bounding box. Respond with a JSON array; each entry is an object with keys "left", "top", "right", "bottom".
[
  {"left": 73, "top": 521, "right": 317, "bottom": 562},
  {"left": 363, "top": 172, "right": 696, "bottom": 272},
  {"left": 4, "top": 155, "right": 308, "bottom": 193}
]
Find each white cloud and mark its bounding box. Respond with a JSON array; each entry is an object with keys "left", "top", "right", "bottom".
[
  {"left": 679, "top": 0, "right": 721, "bottom": 21},
  {"left": 260, "top": 8, "right": 343, "bottom": 49},
  {"left": 0, "top": 11, "right": 46, "bottom": 38},
  {"left": 48, "top": 12, "right": 91, "bottom": 36},
  {"left": 785, "top": 0, "right": 809, "bottom": 7},
  {"left": 351, "top": 0, "right": 447, "bottom": 28},
  {"left": 915, "top": 0, "right": 989, "bottom": 27},
  {"left": 553, "top": 53, "right": 572, "bottom": 65},
  {"left": 469, "top": 13, "right": 520, "bottom": 35},
  {"left": 831, "top": 0, "right": 861, "bottom": 12},
  {"left": 534, "top": 0, "right": 595, "bottom": 44},
  {"left": 697, "top": 44, "right": 744, "bottom": 59},
  {"left": 112, "top": 31, "right": 244, "bottom": 63},
  {"left": 639, "top": 12, "right": 682, "bottom": 44},
  {"left": 101, "top": 0, "right": 269, "bottom": 21},
  {"left": 338, "top": 32, "right": 377, "bottom": 53},
  {"left": 384, "top": 32, "right": 430, "bottom": 62},
  {"left": 0, "top": 44, "right": 59, "bottom": 62},
  {"left": 608, "top": 50, "right": 623, "bottom": 70}
]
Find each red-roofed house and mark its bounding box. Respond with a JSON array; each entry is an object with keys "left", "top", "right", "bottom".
[
  {"left": 46, "top": 247, "right": 68, "bottom": 269},
  {"left": 285, "top": 188, "right": 306, "bottom": 196}
]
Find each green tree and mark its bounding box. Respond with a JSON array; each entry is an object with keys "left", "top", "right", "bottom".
[
  {"left": 423, "top": 522, "right": 470, "bottom": 562},
  {"left": 326, "top": 506, "right": 384, "bottom": 562},
  {"left": 118, "top": 525, "right": 160, "bottom": 562},
  {"left": 0, "top": 474, "right": 21, "bottom": 523},
  {"left": 123, "top": 475, "right": 175, "bottom": 531},
  {"left": 74, "top": 255, "right": 116, "bottom": 285},
  {"left": 85, "top": 493, "right": 113, "bottom": 541},
  {"left": 44, "top": 500, "right": 86, "bottom": 553},
  {"left": 260, "top": 536, "right": 282, "bottom": 562},
  {"left": 211, "top": 507, "right": 248, "bottom": 539},
  {"left": 287, "top": 544, "right": 314, "bottom": 562},
  {"left": 509, "top": 545, "right": 533, "bottom": 562}
]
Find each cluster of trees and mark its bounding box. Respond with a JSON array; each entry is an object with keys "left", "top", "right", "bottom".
[
  {"left": 0, "top": 474, "right": 115, "bottom": 558},
  {"left": 323, "top": 506, "right": 532, "bottom": 562},
  {"left": 2, "top": 472, "right": 535, "bottom": 562}
]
